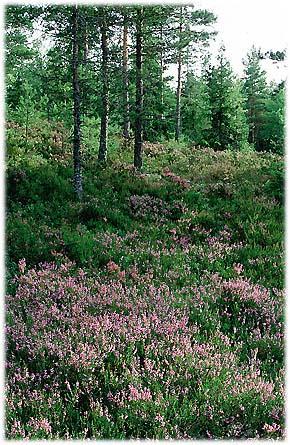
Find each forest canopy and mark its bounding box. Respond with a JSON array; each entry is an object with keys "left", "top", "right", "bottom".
[{"left": 6, "top": 5, "right": 285, "bottom": 198}]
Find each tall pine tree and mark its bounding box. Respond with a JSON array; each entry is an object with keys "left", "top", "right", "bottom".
[
  {"left": 206, "top": 46, "right": 248, "bottom": 150},
  {"left": 243, "top": 46, "right": 269, "bottom": 151}
]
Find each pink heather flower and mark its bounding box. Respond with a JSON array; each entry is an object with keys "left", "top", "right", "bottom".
[
  {"left": 118, "top": 270, "right": 126, "bottom": 280},
  {"left": 128, "top": 384, "right": 152, "bottom": 402},
  {"left": 130, "top": 266, "right": 138, "bottom": 280},
  {"left": 163, "top": 168, "right": 190, "bottom": 189},
  {"left": 263, "top": 423, "right": 280, "bottom": 434},
  {"left": 28, "top": 417, "right": 52, "bottom": 434},
  {"left": 78, "top": 269, "right": 86, "bottom": 279},
  {"left": 18, "top": 258, "right": 26, "bottom": 274},
  {"left": 11, "top": 420, "right": 26, "bottom": 438},
  {"left": 107, "top": 260, "right": 120, "bottom": 273},
  {"left": 155, "top": 413, "right": 166, "bottom": 426},
  {"left": 233, "top": 263, "right": 244, "bottom": 275}
]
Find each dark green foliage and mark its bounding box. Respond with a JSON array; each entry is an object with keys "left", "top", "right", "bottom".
[
  {"left": 4, "top": 4, "right": 285, "bottom": 441},
  {"left": 5, "top": 6, "right": 285, "bottom": 153},
  {"left": 206, "top": 46, "right": 249, "bottom": 150},
  {"left": 242, "top": 47, "right": 269, "bottom": 151},
  {"left": 182, "top": 74, "right": 211, "bottom": 145}
]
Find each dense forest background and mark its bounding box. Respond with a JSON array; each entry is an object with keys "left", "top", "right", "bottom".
[
  {"left": 6, "top": 4, "right": 285, "bottom": 440},
  {"left": 6, "top": 5, "right": 285, "bottom": 194}
]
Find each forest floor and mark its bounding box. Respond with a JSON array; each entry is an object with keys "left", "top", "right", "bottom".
[{"left": 6, "top": 129, "right": 284, "bottom": 439}]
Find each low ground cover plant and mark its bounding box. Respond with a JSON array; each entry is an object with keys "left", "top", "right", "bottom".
[{"left": 6, "top": 137, "right": 284, "bottom": 439}]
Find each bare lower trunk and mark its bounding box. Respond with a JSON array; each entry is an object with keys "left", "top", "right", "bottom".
[
  {"left": 83, "top": 21, "right": 88, "bottom": 63},
  {"left": 72, "top": 5, "right": 83, "bottom": 200},
  {"left": 175, "top": 51, "right": 182, "bottom": 142},
  {"left": 25, "top": 106, "right": 29, "bottom": 144},
  {"left": 134, "top": 7, "right": 143, "bottom": 170},
  {"left": 250, "top": 124, "right": 256, "bottom": 145},
  {"left": 122, "top": 11, "right": 130, "bottom": 140},
  {"left": 249, "top": 105, "right": 255, "bottom": 145},
  {"left": 98, "top": 9, "right": 109, "bottom": 163},
  {"left": 175, "top": 7, "right": 183, "bottom": 142},
  {"left": 160, "top": 24, "right": 164, "bottom": 121}
]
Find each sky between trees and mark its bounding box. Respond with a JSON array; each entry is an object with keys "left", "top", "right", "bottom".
[
  {"left": 27, "top": 0, "right": 287, "bottom": 85},
  {"left": 193, "top": 0, "right": 287, "bottom": 82}
]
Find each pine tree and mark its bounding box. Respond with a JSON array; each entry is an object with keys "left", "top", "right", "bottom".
[
  {"left": 171, "top": 6, "right": 216, "bottom": 141},
  {"left": 206, "top": 46, "right": 248, "bottom": 150},
  {"left": 140, "top": 6, "right": 174, "bottom": 141},
  {"left": 182, "top": 73, "right": 211, "bottom": 145},
  {"left": 260, "top": 82, "right": 285, "bottom": 153},
  {"left": 134, "top": 7, "right": 143, "bottom": 169},
  {"left": 72, "top": 5, "right": 83, "bottom": 199},
  {"left": 242, "top": 46, "right": 268, "bottom": 150},
  {"left": 98, "top": 7, "right": 109, "bottom": 162},
  {"left": 122, "top": 8, "right": 130, "bottom": 140}
]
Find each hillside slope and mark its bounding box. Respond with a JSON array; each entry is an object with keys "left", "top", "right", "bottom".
[{"left": 6, "top": 136, "right": 284, "bottom": 439}]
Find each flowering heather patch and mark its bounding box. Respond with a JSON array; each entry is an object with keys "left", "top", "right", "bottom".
[
  {"left": 168, "top": 225, "right": 244, "bottom": 267},
  {"left": 129, "top": 194, "right": 187, "bottom": 222},
  {"left": 163, "top": 167, "right": 191, "bottom": 189},
  {"left": 143, "top": 141, "right": 165, "bottom": 157},
  {"left": 6, "top": 143, "right": 284, "bottom": 439},
  {"left": 6, "top": 260, "right": 284, "bottom": 439}
]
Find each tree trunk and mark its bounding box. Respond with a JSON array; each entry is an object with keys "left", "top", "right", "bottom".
[
  {"left": 122, "top": 11, "right": 130, "bottom": 140},
  {"left": 249, "top": 100, "right": 255, "bottom": 145},
  {"left": 175, "top": 50, "right": 182, "bottom": 142},
  {"left": 160, "top": 23, "right": 164, "bottom": 121},
  {"left": 25, "top": 105, "right": 29, "bottom": 144},
  {"left": 98, "top": 8, "right": 109, "bottom": 163},
  {"left": 83, "top": 20, "right": 88, "bottom": 63},
  {"left": 134, "top": 7, "right": 143, "bottom": 170},
  {"left": 72, "top": 5, "right": 83, "bottom": 200},
  {"left": 175, "top": 7, "right": 183, "bottom": 142}
]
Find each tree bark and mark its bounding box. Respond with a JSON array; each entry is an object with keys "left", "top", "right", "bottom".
[
  {"left": 175, "top": 7, "right": 183, "bottom": 142},
  {"left": 159, "top": 23, "right": 164, "bottom": 124},
  {"left": 25, "top": 104, "right": 29, "bottom": 144},
  {"left": 134, "top": 7, "right": 143, "bottom": 169},
  {"left": 122, "top": 11, "right": 130, "bottom": 140},
  {"left": 83, "top": 20, "right": 88, "bottom": 63},
  {"left": 98, "top": 8, "right": 109, "bottom": 163},
  {"left": 72, "top": 5, "right": 83, "bottom": 200},
  {"left": 175, "top": 50, "right": 182, "bottom": 141}
]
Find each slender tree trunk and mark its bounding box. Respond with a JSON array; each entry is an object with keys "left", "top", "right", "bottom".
[
  {"left": 249, "top": 99, "right": 255, "bottom": 145},
  {"left": 134, "top": 7, "right": 143, "bottom": 169},
  {"left": 175, "top": 51, "right": 182, "bottom": 141},
  {"left": 122, "top": 11, "right": 130, "bottom": 140},
  {"left": 186, "top": 45, "right": 190, "bottom": 76},
  {"left": 98, "top": 8, "right": 109, "bottom": 162},
  {"left": 160, "top": 23, "right": 164, "bottom": 122},
  {"left": 25, "top": 105, "right": 29, "bottom": 144},
  {"left": 83, "top": 21, "right": 88, "bottom": 63},
  {"left": 175, "top": 7, "right": 183, "bottom": 142},
  {"left": 72, "top": 5, "right": 83, "bottom": 200}
]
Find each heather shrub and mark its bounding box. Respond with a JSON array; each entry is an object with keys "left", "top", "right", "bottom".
[
  {"left": 128, "top": 194, "right": 187, "bottom": 222},
  {"left": 262, "top": 161, "right": 284, "bottom": 204},
  {"left": 6, "top": 140, "right": 284, "bottom": 439},
  {"left": 6, "top": 164, "right": 73, "bottom": 205},
  {"left": 6, "top": 261, "right": 284, "bottom": 439},
  {"left": 7, "top": 217, "right": 55, "bottom": 266}
]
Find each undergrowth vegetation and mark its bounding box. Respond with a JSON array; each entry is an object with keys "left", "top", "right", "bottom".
[{"left": 6, "top": 122, "right": 284, "bottom": 439}]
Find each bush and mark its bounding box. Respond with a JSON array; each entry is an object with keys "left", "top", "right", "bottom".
[{"left": 6, "top": 262, "right": 284, "bottom": 439}]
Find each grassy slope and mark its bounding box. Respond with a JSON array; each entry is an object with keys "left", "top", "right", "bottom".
[{"left": 6, "top": 134, "right": 284, "bottom": 439}]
